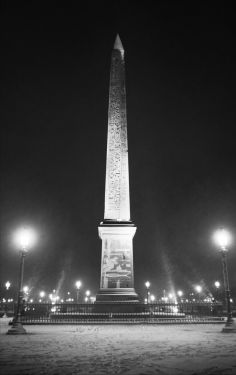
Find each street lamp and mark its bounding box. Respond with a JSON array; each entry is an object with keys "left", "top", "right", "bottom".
[
  {"left": 214, "top": 281, "right": 221, "bottom": 302},
  {"left": 150, "top": 294, "right": 155, "bottom": 302},
  {"left": 39, "top": 291, "right": 45, "bottom": 298},
  {"left": 213, "top": 228, "right": 236, "bottom": 333},
  {"left": 5, "top": 281, "right": 11, "bottom": 290},
  {"left": 85, "top": 290, "right": 90, "bottom": 303},
  {"left": 214, "top": 281, "right": 220, "bottom": 289},
  {"left": 145, "top": 281, "right": 150, "bottom": 304},
  {"left": 195, "top": 285, "right": 202, "bottom": 294},
  {"left": 7, "top": 227, "right": 36, "bottom": 335},
  {"left": 39, "top": 291, "right": 45, "bottom": 302},
  {"left": 75, "top": 280, "right": 82, "bottom": 303},
  {"left": 194, "top": 285, "right": 202, "bottom": 301},
  {"left": 177, "top": 290, "right": 183, "bottom": 303}
]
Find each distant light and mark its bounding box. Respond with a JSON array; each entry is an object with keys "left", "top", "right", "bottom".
[
  {"left": 161, "top": 296, "right": 168, "bottom": 303},
  {"left": 213, "top": 228, "right": 232, "bottom": 250},
  {"left": 30, "top": 299, "right": 33, "bottom": 303},
  {"left": 195, "top": 285, "right": 202, "bottom": 293},
  {"left": 23, "top": 286, "right": 29, "bottom": 293},
  {"left": 85, "top": 297, "right": 88, "bottom": 302},
  {"left": 5, "top": 281, "right": 11, "bottom": 290},
  {"left": 145, "top": 281, "right": 150, "bottom": 288},
  {"left": 168, "top": 293, "right": 173, "bottom": 299},
  {"left": 150, "top": 295, "right": 155, "bottom": 302},
  {"left": 177, "top": 290, "right": 183, "bottom": 297},
  {"left": 39, "top": 291, "right": 45, "bottom": 298},
  {"left": 14, "top": 227, "right": 37, "bottom": 251},
  {"left": 214, "top": 281, "right": 220, "bottom": 289},
  {"left": 75, "top": 280, "right": 82, "bottom": 289},
  {"left": 85, "top": 290, "right": 90, "bottom": 297}
]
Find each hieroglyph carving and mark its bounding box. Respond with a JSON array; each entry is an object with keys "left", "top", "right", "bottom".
[{"left": 104, "top": 50, "right": 130, "bottom": 221}]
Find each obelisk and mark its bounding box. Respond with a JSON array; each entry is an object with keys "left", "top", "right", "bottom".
[{"left": 96, "top": 35, "right": 138, "bottom": 303}]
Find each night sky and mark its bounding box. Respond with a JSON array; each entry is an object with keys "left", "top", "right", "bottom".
[{"left": 1, "top": 2, "right": 236, "bottom": 300}]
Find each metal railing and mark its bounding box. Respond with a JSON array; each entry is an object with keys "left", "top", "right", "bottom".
[{"left": 1, "top": 301, "right": 230, "bottom": 324}]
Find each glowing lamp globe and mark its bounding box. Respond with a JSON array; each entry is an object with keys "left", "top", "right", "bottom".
[
  {"left": 150, "top": 294, "right": 155, "bottom": 302},
  {"left": 5, "top": 281, "right": 11, "bottom": 290},
  {"left": 23, "top": 286, "right": 29, "bottom": 293},
  {"left": 214, "top": 281, "right": 220, "bottom": 289},
  {"left": 14, "top": 227, "right": 37, "bottom": 251},
  {"left": 213, "top": 228, "right": 232, "bottom": 250},
  {"left": 195, "top": 285, "right": 202, "bottom": 293},
  {"left": 145, "top": 281, "right": 150, "bottom": 289},
  {"left": 75, "top": 280, "right": 82, "bottom": 289}
]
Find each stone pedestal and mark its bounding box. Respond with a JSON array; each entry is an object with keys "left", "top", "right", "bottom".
[{"left": 96, "top": 221, "right": 139, "bottom": 303}]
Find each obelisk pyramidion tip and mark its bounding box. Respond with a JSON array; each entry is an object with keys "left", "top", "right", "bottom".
[{"left": 114, "top": 34, "right": 124, "bottom": 52}]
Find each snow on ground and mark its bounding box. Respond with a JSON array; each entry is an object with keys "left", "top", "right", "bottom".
[{"left": 0, "top": 318, "right": 236, "bottom": 375}]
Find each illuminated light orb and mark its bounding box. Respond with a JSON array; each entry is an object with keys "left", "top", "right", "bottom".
[
  {"left": 13, "top": 227, "right": 37, "bottom": 251},
  {"left": 75, "top": 280, "right": 82, "bottom": 289},
  {"left": 5, "top": 281, "right": 11, "bottom": 290},
  {"left": 145, "top": 281, "right": 150, "bottom": 288},
  {"left": 177, "top": 290, "right": 183, "bottom": 297},
  {"left": 172, "top": 306, "right": 179, "bottom": 314},
  {"left": 213, "top": 228, "right": 232, "bottom": 250},
  {"left": 214, "top": 281, "right": 220, "bottom": 289},
  {"left": 39, "top": 291, "right": 45, "bottom": 298},
  {"left": 195, "top": 285, "right": 202, "bottom": 293},
  {"left": 23, "top": 286, "right": 29, "bottom": 293}
]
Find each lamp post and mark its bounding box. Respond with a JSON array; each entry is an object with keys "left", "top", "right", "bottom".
[
  {"left": 85, "top": 290, "right": 90, "bottom": 303},
  {"left": 7, "top": 227, "right": 36, "bottom": 335},
  {"left": 195, "top": 285, "right": 202, "bottom": 301},
  {"left": 145, "top": 281, "right": 150, "bottom": 304},
  {"left": 213, "top": 228, "right": 236, "bottom": 333},
  {"left": 5, "top": 281, "right": 11, "bottom": 290},
  {"left": 177, "top": 290, "right": 183, "bottom": 303},
  {"left": 214, "top": 281, "right": 221, "bottom": 302},
  {"left": 75, "top": 280, "right": 82, "bottom": 303}
]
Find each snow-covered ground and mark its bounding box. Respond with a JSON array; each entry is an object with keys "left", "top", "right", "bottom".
[{"left": 0, "top": 318, "right": 235, "bottom": 375}]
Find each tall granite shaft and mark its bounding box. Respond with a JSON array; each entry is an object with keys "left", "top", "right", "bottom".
[
  {"left": 96, "top": 35, "right": 138, "bottom": 303},
  {"left": 104, "top": 35, "right": 130, "bottom": 221}
]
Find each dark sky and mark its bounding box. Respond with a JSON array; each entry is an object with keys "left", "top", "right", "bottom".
[{"left": 1, "top": 1, "right": 236, "bottom": 300}]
